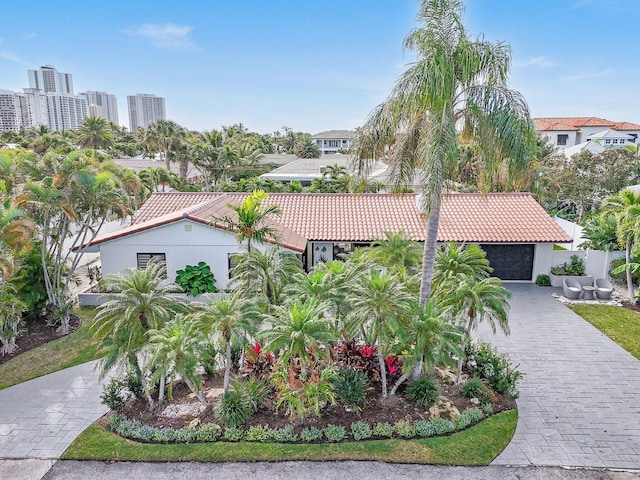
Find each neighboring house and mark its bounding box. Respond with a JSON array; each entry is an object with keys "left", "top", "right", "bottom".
[
  {"left": 312, "top": 130, "right": 355, "bottom": 154},
  {"left": 260, "top": 155, "right": 388, "bottom": 186},
  {"left": 81, "top": 192, "right": 570, "bottom": 288},
  {"left": 559, "top": 128, "right": 636, "bottom": 159},
  {"left": 535, "top": 117, "right": 640, "bottom": 150}
]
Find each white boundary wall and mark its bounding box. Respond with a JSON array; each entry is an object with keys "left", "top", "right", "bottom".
[{"left": 550, "top": 249, "right": 625, "bottom": 280}]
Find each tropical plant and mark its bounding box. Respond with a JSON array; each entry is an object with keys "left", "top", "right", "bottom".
[
  {"left": 191, "top": 293, "right": 257, "bottom": 394},
  {"left": 175, "top": 261, "right": 218, "bottom": 296},
  {"left": 331, "top": 367, "right": 370, "bottom": 412},
  {"left": 272, "top": 366, "right": 337, "bottom": 423},
  {"left": 356, "top": 0, "right": 533, "bottom": 306},
  {"left": 0, "top": 198, "right": 34, "bottom": 280},
  {"left": 216, "top": 388, "right": 252, "bottom": 427},
  {"left": 432, "top": 243, "right": 491, "bottom": 295},
  {"left": 550, "top": 255, "right": 585, "bottom": 276},
  {"left": 580, "top": 214, "right": 619, "bottom": 252},
  {"left": 215, "top": 190, "right": 281, "bottom": 252},
  {"left": 0, "top": 284, "right": 27, "bottom": 356},
  {"left": 465, "top": 341, "right": 522, "bottom": 397},
  {"left": 144, "top": 119, "right": 186, "bottom": 170},
  {"left": 406, "top": 376, "right": 441, "bottom": 408},
  {"left": 148, "top": 315, "right": 208, "bottom": 409},
  {"left": 91, "top": 260, "right": 189, "bottom": 401},
  {"left": 369, "top": 230, "right": 423, "bottom": 272},
  {"left": 76, "top": 116, "right": 114, "bottom": 154},
  {"left": 293, "top": 134, "right": 321, "bottom": 158}
]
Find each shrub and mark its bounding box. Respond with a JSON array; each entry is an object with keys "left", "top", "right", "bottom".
[
  {"left": 232, "top": 376, "right": 268, "bottom": 413},
  {"left": 124, "top": 370, "right": 144, "bottom": 399},
  {"left": 195, "top": 423, "right": 222, "bottom": 442},
  {"left": 100, "top": 378, "right": 129, "bottom": 411},
  {"left": 243, "top": 342, "right": 275, "bottom": 379},
  {"left": 535, "top": 274, "right": 550, "bottom": 286},
  {"left": 175, "top": 261, "right": 218, "bottom": 296},
  {"left": 246, "top": 425, "right": 273, "bottom": 442},
  {"left": 406, "top": 376, "right": 441, "bottom": 408},
  {"left": 216, "top": 389, "right": 252, "bottom": 427},
  {"left": 173, "top": 427, "right": 197, "bottom": 443},
  {"left": 300, "top": 426, "right": 324, "bottom": 442},
  {"left": 331, "top": 367, "right": 370, "bottom": 412},
  {"left": 394, "top": 420, "right": 415, "bottom": 438},
  {"left": 610, "top": 257, "right": 640, "bottom": 284},
  {"left": 224, "top": 426, "right": 245, "bottom": 442},
  {"left": 272, "top": 425, "right": 298, "bottom": 443},
  {"left": 323, "top": 424, "right": 346, "bottom": 443},
  {"left": 459, "top": 377, "right": 497, "bottom": 406},
  {"left": 199, "top": 342, "right": 218, "bottom": 376},
  {"left": 372, "top": 422, "right": 395, "bottom": 438},
  {"left": 350, "top": 421, "right": 372, "bottom": 441},
  {"left": 465, "top": 341, "right": 522, "bottom": 398},
  {"left": 429, "top": 418, "right": 456, "bottom": 435},
  {"left": 550, "top": 255, "right": 585, "bottom": 276},
  {"left": 455, "top": 407, "right": 484, "bottom": 430},
  {"left": 413, "top": 420, "right": 436, "bottom": 438}
]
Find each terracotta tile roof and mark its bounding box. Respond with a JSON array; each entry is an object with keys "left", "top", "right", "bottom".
[
  {"left": 534, "top": 117, "right": 640, "bottom": 132},
  {"left": 85, "top": 192, "right": 570, "bottom": 251}
]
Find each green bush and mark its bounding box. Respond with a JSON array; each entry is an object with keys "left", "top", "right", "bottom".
[
  {"left": 550, "top": 255, "right": 585, "bottom": 276},
  {"left": 175, "top": 261, "right": 218, "bottom": 296},
  {"left": 350, "top": 421, "right": 372, "bottom": 441},
  {"left": 124, "top": 370, "right": 145, "bottom": 399},
  {"left": 271, "top": 425, "right": 298, "bottom": 443},
  {"left": 372, "top": 422, "right": 395, "bottom": 438},
  {"left": 246, "top": 425, "right": 273, "bottom": 442},
  {"left": 199, "top": 342, "right": 218, "bottom": 376},
  {"left": 455, "top": 407, "right": 484, "bottom": 430},
  {"left": 412, "top": 420, "right": 436, "bottom": 438},
  {"left": 610, "top": 257, "right": 639, "bottom": 284},
  {"left": 195, "top": 423, "right": 222, "bottom": 442},
  {"left": 100, "top": 378, "right": 129, "bottom": 411},
  {"left": 300, "top": 426, "right": 323, "bottom": 442},
  {"left": 331, "top": 367, "right": 370, "bottom": 412},
  {"left": 429, "top": 418, "right": 456, "bottom": 435},
  {"left": 406, "top": 376, "right": 441, "bottom": 408},
  {"left": 535, "top": 274, "right": 550, "bottom": 286},
  {"left": 231, "top": 376, "right": 268, "bottom": 413},
  {"left": 216, "top": 389, "right": 252, "bottom": 427},
  {"left": 465, "top": 341, "right": 522, "bottom": 398},
  {"left": 460, "top": 378, "right": 496, "bottom": 406},
  {"left": 394, "top": 420, "right": 415, "bottom": 438},
  {"left": 223, "top": 426, "right": 245, "bottom": 442},
  {"left": 323, "top": 424, "right": 346, "bottom": 443}
]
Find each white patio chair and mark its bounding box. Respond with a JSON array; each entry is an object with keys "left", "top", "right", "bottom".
[
  {"left": 594, "top": 278, "right": 613, "bottom": 300},
  {"left": 562, "top": 278, "right": 582, "bottom": 300}
]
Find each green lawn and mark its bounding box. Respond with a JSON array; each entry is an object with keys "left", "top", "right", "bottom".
[
  {"left": 0, "top": 307, "right": 98, "bottom": 390},
  {"left": 61, "top": 410, "right": 516, "bottom": 465},
  {"left": 569, "top": 304, "right": 640, "bottom": 360}
]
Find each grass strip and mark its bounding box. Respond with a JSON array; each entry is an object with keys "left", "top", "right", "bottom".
[
  {"left": 62, "top": 410, "right": 516, "bottom": 465},
  {"left": 0, "top": 307, "right": 98, "bottom": 390},
  {"left": 569, "top": 304, "right": 640, "bottom": 360}
]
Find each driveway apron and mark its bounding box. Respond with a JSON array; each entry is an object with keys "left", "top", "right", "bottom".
[
  {"left": 475, "top": 284, "right": 640, "bottom": 469},
  {"left": 0, "top": 360, "right": 107, "bottom": 459}
]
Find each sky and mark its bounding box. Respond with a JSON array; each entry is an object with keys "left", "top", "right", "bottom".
[{"left": 1, "top": 0, "right": 639, "bottom": 134}]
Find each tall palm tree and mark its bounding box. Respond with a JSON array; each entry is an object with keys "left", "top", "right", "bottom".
[
  {"left": 600, "top": 190, "right": 640, "bottom": 298},
  {"left": 91, "top": 261, "right": 189, "bottom": 387},
  {"left": 369, "top": 230, "right": 423, "bottom": 273},
  {"left": 76, "top": 116, "right": 114, "bottom": 154},
  {"left": 148, "top": 315, "right": 208, "bottom": 408},
  {"left": 0, "top": 199, "right": 34, "bottom": 280},
  {"left": 191, "top": 293, "right": 257, "bottom": 394},
  {"left": 358, "top": 0, "right": 534, "bottom": 305},
  {"left": 215, "top": 190, "right": 282, "bottom": 252},
  {"left": 346, "top": 267, "right": 413, "bottom": 400},
  {"left": 146, "top": 120, "right": 185, "bottom": 170},
  {"left": 294, "top": 135, "right": 321, "bottom": 158},
  {"left": 431, "top": 242, "right": 492, "bottom": 295}
]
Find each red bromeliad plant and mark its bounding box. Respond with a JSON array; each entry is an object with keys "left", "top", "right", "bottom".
[{"left": 243, "top": 342, "right": 275, "bottom": 379}]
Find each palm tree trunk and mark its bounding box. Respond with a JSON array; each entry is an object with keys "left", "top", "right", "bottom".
[
  {"left": 390, "top": 373, "right": 408, "bottom": 396},
  {"left": 164, "top": 149, "right": 171, "bottom": 170},
  {"left": 156, "top": 374, "right": 166, "bottom": 413},
  {"left": 456, "top": 318, "right": 474, "bottom": 384},
  {"left": 224, "top": 340, "right": 232, "bottom": 394},
  {"left": 377, "top": 348, "right": 388, "bottom": 401},
  {"left": 419, "top": 194, "right": 442, "bottom": 305},
  {"left": 184, "top": 378, "right": 208, "bottom": 406},
  {"left": 626, "top": 238, "right": 635, "bottom": 300}
]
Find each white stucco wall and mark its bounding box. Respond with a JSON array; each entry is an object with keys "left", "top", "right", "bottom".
[
  {"left": 98, "top": 220, "right": 293, "bottom": 290},
  {"left": 532, "top": 243, "right": 554, "bottom": 281},
  {"left": 542, "top": 130, "right": 577, "bottom": 148}
]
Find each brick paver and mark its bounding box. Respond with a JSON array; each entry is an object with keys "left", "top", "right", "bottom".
[
  {"left": 476, "top": 284, "right": 640, "bottom": 469},
  {"left": 0, "top": 361, "right": 107, "bottom": 459}
]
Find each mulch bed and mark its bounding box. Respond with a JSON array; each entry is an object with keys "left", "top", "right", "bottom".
[
  {"left": 0, "top": 314, "right": 81, "bottom": 365},
  {"left": 119, "top": 371, "right": 515, "bottom": 432}
]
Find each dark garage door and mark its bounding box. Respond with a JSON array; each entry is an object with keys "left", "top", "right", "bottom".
[{"left": 479, "top": 244, "right": 534, "bottom": 281}]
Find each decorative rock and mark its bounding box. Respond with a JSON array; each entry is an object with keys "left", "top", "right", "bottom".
[
  {"left": 435, "top": 366, "right": 458, "bottom": 385},
  {"left": 188, "top": 417, "right": 201, "bottom": 429},
  {"left": 470, "top": 397, "right": 480, "bottom": 406},
  {"left": 429, "top": 400, "right": 461, "bottom": 421}
]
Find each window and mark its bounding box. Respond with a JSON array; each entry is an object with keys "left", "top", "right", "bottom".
[
  {"left": 630, "top": 134, "right": 637, "bottom": 144},
  {"left": 612, "top": 139, "right": 618, "bottom": 144},
  {"left": 620, "top": 139, "right": 625, "bottom": 144},
  {"left": 228, "top": 253, "right": 241, "bottom": 279},
  {"left": 136, "top": 252, "right": 166, "bottom": 270},
  {"left": 605, "top": 139, "right": 611, "bottom": 144},
  {"left": 557, "top": 134, "right": 568, "bottom": 146}
]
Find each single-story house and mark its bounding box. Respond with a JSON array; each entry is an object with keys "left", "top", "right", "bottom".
[{"left": 81, "top": 192, "right": 571, "bottom": 288}]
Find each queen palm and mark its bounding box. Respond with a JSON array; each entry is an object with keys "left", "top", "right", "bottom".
[
  {"left": 431, "top": 242, "right": 492, "bottom": 296},
  {"left": 370, "top": 230, "right": 423, "bottom": 273},
  {"left": 76, "top": 116, "right": 114, "bottom": 154},
  {"left": 91, "top": 261, "right": 189, "bottom": 388},
  {"left": 191, "top": 293, "right": 257, "bottom": 394},
  {"left": 358, "top": 0, "right": 534, "bottom": 304},
  {"left": 148, "top": 315, "right": 208, "bottom": 408}
]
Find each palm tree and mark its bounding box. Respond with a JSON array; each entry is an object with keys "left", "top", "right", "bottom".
[
  {"left": 431, "top": 242, "right": 492, "bottom": 295},
  {"left": 0, "top": 198, "right": 34, "bottom": 280},
  {"left": 191, "top": 293, "right": 257, "bottom": 394},
  {"left": 600, "top": 190, "right": 640, "bottom": 298},
  {"left": 76, "top": 116, "right": 114, "bottom": 154},
  {"left": 259, "top": 298, "right": 334, "bottom": 367},
  {"left": 0, "top": 284, "right": 27, "bottom": 356},
  {"left": 369, "top": 230, "right": 423, "bottom": 273},
  {"left": 91, "top": 261, "right": 189, "bottom": 388},
  {"left": 148, "top": 315, "right": 208, "bottom": 408},
  {"left": 146, "top": 120, "right": 185, "bottom": 170},
  {"left": 389, "top": 300, "right": 463, "bottom": 395},
  {"left": 346, "top": 267, "right": 413, "bottom": 400},
  {"left": 358, "top": 0, "right": 533, "bottom": 305},
  {"left": 294, "top": 135, "right": 321, "bottom": 158},
  {"left": 230, "top": 248, "right": 302, "bottom": 306},
  {"left": 215, "top": 190, "right": 282, "bottom": 252}
]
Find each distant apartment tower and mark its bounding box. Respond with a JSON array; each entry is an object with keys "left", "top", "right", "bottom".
[
  {"left": 0, "top": 90, "right": 24, "bottom": 132},
  {"left": 127, "top": 93, "right": 165, "bottom": 131},
  {"left": 79, "top": 91, "right": 119, "bottom": 124},
  {"left": 28, "top": 65, "right": 74, "bottom": 94}
]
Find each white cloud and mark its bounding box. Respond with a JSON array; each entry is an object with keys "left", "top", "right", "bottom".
[
  {"left": 0, "top": 51, "right": 27, "bottom": 64},
  {"left": 22, "top": 32, "right": 36, "bottom": 40},
  {"left": 123, "top": 23, "right": 197, "bottom": 51},
  {"left": 559, "top": 69, "right": 615, "bottom": 81},
  {"left": 514, "top": 56, "right": 558, "bottom": 68}
]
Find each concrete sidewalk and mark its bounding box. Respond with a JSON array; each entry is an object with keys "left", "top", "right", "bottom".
[{"left": 476, "top": 284, "right": 640, "bottom": 469}]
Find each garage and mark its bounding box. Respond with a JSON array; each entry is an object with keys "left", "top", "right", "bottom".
[{"left": 479, "top": 244, "right": 535, "bottom": 281}]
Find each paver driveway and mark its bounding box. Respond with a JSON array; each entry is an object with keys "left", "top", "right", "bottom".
[{"left": 475, "top": 284, "right": 640, "bottom": 469}]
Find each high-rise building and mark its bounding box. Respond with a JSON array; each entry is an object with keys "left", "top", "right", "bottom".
[
  {"left": 42, "top": 94, "right": 87, "bottom": 131},
  {"left": 79, "top": 90, "right": 119, "bottom": 124},
  {"left": 28, "top": 65, "right": 74, "bottom": 94},
  {"left": 21, "top": 88, "right": 47, "bottom": 129},
  {"left": 127, "top": 93, "right": 166, "bottom": 131},
  {"left": 0, "top": 90, "right": 23, "bottom": 132}
]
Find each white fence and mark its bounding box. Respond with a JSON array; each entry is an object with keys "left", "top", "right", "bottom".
[{"left": 550, "top": 249, "right": 625, "bottom": 280}]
